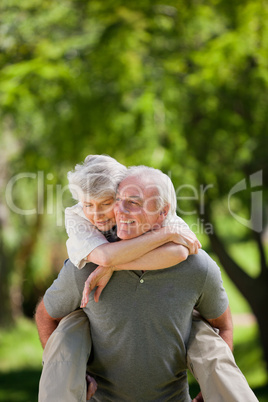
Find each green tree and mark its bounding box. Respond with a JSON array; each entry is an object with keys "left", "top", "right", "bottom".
[{"left": 0, "top": 0, "right": 267, "bottom": 371}]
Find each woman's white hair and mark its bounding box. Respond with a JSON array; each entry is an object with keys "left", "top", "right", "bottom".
[
  {"left": 125, "top": 165, "right": 177, "bottom": 218},
  {"left": 67, "top": 155, "right": 127, "bottom": 202}
]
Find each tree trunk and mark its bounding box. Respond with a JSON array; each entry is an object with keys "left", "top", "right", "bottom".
[
  {"left": 14, "top": 212, "right": 43, "bottom": 318},
  {"left": 252, "top": 295, "right": 268, "bottom": 371},
  {"left": 0, "top": 224, "right": 14, "bottom": 327}
]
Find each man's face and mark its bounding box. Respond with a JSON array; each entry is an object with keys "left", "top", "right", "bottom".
[
  {"left": 114, "top": 176, "right": 164, "bottom": 239},
  {"left": 82, "top": 196, "right": 116, "bottom": 232}
]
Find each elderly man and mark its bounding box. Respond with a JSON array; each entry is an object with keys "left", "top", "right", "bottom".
[{"left": 36, "top": 165, "right": 257, "bottom": 401}]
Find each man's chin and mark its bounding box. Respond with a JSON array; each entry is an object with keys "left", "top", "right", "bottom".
[{"left": 117, "top": 229, "right": 139, "bottom": 240}]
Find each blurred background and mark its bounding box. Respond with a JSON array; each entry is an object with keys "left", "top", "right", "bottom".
[{"left": 0, "top": 0, "right": 267, "bottom": 400}]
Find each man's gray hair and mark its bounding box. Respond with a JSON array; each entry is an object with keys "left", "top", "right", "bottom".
[
  {"left": 68, "top": 155, "right": 127, "bottom": 201},
  {"left": 125, "top": 165, "right": 177, "bottom": 218}
]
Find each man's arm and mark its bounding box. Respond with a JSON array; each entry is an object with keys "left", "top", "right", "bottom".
[
  {"left": 207, "top": 305, "right": 233, "bottom": 350},
  {"left": 192, "top": 306, "right": 233, "bottom": 402},
  {"left": 35, "top": 296, "right": 98, "bottom": 400},
  {"left": 35, "top": 298, "right": 61, "bottom": 349}
]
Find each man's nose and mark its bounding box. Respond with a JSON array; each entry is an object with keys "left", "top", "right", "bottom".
[{"left": 116, "top": 200, "right": 129, "bottom": 214}]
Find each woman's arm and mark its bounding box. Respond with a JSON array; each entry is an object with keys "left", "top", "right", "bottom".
[
  {"left": 87, "top": 226, "right": 200, "bottom": 266},
  {"left": 81, "top": 243, "right": 189, "bottom": 305},
  {"left": 65, "top": 205, "right": 109, "bottom": 269},
  {"left": 66, "top": 205, "right": 200, "bottom": 268},
  {"left": 35, "top": 298, "right": 98, "bottom": 400},
  {"left": 115, "top": 243, "right": 189, "bottom": 271}
]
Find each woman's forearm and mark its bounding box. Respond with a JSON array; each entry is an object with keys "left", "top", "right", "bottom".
[
  {"left": 87, "top": 228, "right": 173, "bottom": 266},
  {"left": 87, "top": 225, "right": 200, "bottom": 267},
  {"left": 114, "top": 243, "right": 189, "bottom": 271}
]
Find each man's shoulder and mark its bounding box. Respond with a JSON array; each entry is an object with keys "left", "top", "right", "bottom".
[
  {"left": 64, "top": 258, "right": 97, "bottom": 270},
  {"left": 44, "top": 259, "right": 97, "bottom": 318},
  {"left": 62, "top": 259, "right": 97, "bottom": 280},
  {"left": 178, "top": 249, "right": 219, "bottom": 275},
  {"left": 183, "top": 249, "right": 209, "bottom": 266},
  {"left": 169, "top": 250, "right": 224, "bottom": 300}
]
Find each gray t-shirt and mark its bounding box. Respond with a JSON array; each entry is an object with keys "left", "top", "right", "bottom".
[{"left": 44, "top": 249, "right": 228, "bottom": 402}]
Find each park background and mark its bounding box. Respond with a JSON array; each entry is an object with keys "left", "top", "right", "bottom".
[{"left": 0, "top": 0, "right": 268, "bottom": 400}]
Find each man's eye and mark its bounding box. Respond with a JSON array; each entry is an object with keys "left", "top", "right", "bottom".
[
  {"left": 103, "top": 202, "right": 112, "bottom": 206},
  {"left": 130, "top": 201, "right": 138, "bottom": 205}
]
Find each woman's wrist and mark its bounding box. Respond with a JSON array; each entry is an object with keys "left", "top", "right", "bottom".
[{"left": 158, "top": 226, "right": 173, "bottom": 242}]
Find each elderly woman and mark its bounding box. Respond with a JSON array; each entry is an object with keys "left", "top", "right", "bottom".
[{"left": 65, "top": 155, "right": 200, "bottom": 304}]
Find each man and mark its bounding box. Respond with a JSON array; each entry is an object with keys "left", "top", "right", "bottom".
[
  {"left": 36, "top": 166, "right": 257, "bottom": 401},
  {"left": 37, "top": 157, "right": 201, "bottom": 402}
]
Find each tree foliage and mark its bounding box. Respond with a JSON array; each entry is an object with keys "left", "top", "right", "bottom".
[{"left": 0, "top": 0, "right": 267, "bottom": 367}]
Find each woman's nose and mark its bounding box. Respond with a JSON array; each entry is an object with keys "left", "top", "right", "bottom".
[{"left": 93, "top": 207, "right": 103, "bottom": 216}]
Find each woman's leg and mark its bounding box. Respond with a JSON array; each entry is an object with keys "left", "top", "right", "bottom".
[
  {"left": 187, "top": 311, "right": 258, "bottom": 402},
  {"left": 38, "top": 309, "right": 91, "bottom": 402}
]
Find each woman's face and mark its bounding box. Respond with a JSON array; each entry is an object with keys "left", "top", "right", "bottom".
[{"left": 82, "top": 196, "right": 116, "bottom": 232}]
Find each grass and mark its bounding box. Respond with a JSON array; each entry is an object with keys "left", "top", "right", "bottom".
[
  {"left": 0, "top": 317, "right": 268, "bottom": 401},
  {"left": 0, "top": 318, "right": 43, "bottom": 372},
  {"left": 0, "top": 318, "right": 42, "bottom": 402},
  {"left": 0, "top": 369, "right": 41, "bottom": 402}
]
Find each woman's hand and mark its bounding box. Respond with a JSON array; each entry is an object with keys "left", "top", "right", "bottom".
[
  {"left": 166, "top": 225, "right": 201, "bottom": 254},
  {"left": 80, "top": 265, "right": 114, "bottom": 306}
]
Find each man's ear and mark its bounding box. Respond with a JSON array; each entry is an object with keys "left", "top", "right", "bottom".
[{"left": 159, "top": 204, "right": 170, "bottom": 221}]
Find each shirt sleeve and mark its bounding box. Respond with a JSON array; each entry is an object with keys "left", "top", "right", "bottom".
[
  {"left": 194, "top": 252, "right": 229, "bottom": 319},
  {"left": 65, "top": 204, "right": 109, "bottom": 269},
  {"left": 43, "top": 259, "right": 96, "bottom": 318}
]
